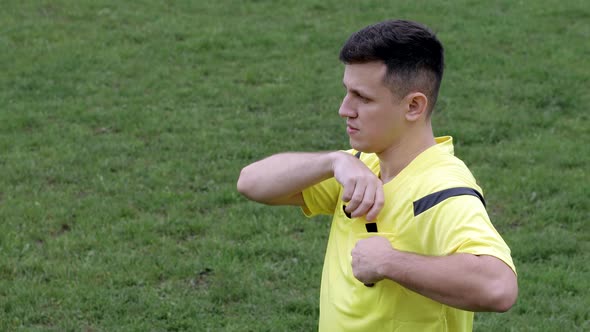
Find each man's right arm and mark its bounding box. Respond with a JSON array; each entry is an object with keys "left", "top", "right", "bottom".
[{"left": 236, "top": 151, "right": 384, "bottom": 221}]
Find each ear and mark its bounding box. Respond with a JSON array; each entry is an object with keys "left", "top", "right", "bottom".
[{"left": 404, "top": 92, "right": 428, "bottom": 122}]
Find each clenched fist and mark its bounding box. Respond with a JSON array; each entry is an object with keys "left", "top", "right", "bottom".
[
  {"left": 331, "top": 151, "right": 384, "bottom": 221},
  {"left": 351, "top": 236, "right": 395, "bottom": 285}
]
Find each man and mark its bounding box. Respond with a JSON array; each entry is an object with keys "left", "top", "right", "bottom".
[{"left": 237, "top": 20, "right": 517, "bottom": 331}]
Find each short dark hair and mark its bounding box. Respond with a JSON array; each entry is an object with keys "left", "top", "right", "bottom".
[{"left": 339, "top": 20, "right": 444, "bottom": 115}]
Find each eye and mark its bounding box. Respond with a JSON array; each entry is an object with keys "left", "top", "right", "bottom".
[{"left": 356, "top": 93, "right": 370, "bottom": 103}]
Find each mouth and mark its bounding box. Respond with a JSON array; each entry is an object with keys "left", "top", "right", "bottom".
[{"left": 347, "top": 123, "right": 359, "bottom": 135}]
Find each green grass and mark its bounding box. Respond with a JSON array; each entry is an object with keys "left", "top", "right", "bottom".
[{"left": 1, "top": 0, "right": 588, "bottom": 331}]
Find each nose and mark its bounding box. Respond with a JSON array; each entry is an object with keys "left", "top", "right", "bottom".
[{"left": 338, "top": 94, "right": 356, "bottom": 118}]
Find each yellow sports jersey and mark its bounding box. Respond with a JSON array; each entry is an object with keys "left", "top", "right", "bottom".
[{"left": 301, "top": 136, "right": 516, "bottom": 332}]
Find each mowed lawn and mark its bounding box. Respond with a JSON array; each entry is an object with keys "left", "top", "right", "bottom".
[{"left": 0, "top": 0, "right": 588, "bottom": 331}]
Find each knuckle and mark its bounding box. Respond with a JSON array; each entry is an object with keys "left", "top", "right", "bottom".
[
  {"left": 352, "top": 188, "right": 364, "bottom": 196},
  {"left": 352, "top": 269, "right": 360, "bottom": 278},
  {"left": 374, "top": 198, "right": 385, "bottom": 209},
  {"left": 358, "top": 200, "right": 373, "bottom": 210},
  {"left": 349, "top": 196, "right": 362, "bottom": 205},
  {"left": 359, "top": 175, "right": 372, "bottom": 183}
]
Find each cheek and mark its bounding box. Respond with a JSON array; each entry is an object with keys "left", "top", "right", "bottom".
[
  {"left": 364, "top": 105, "right": 396, "bottom": 127},
  {"left": 367, "top": 106, "right": 403, "bottom": 139}
]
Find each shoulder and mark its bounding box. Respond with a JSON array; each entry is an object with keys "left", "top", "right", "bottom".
[
  {"left": 420, "top": 146, "right": 480, "bottom": 189},
  {"left": 409, "top": 149, "right": 485, "bottom": 215}
]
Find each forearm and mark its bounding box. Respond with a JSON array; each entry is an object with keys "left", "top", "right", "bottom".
[
  {"left": 380, "top": 251, "right": 517, "bottom": 312},
  {"left": 237, "top": 152, "right": 336, "bottom": 204}
]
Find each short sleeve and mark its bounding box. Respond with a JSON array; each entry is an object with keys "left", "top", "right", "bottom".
[
  {"left": 301, "top": 149, "right": 362, "bottom": 218},
  {"left": 427, "top": 195, "right": 516, "bottom": 274},
  {"left": 301, "top": 177, "right": 341, "bottom": 217}
]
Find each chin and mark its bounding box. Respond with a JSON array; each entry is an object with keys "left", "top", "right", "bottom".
[{"left": 350, "top": 140, "right": 374, "bottom": 153}]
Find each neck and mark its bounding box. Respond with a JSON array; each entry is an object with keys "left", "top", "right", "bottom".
[{"left": 377, "top": 124, "right": 436, "bottom": 184}]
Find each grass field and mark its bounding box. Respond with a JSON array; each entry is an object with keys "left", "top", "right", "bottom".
[{"left": 1, "top": 0, "right": 588, "bottom": 331}]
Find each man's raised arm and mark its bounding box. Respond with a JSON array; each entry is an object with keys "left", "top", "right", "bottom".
[
  {"left": 237, "top": 152, "right": 336, "bottom": 206},
  {"left": 237, "top": 151, "right": 384, "bottom": 221}
]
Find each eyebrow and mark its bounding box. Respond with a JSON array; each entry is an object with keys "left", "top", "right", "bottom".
[{"left": 343, "top": 83, "right": 373, "bottom": 99}]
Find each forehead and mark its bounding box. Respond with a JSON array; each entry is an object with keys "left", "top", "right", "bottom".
[{"left": 342, "top": 62, "right": 388, "bottom": 89}]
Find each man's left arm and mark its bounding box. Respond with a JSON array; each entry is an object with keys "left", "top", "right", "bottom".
[{"left": 351, "top": 237, "right": 518, "bottom": 312}]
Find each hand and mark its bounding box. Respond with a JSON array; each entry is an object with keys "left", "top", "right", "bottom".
[
  {"left": 331, "top": 152, "right": 384, "bottom": 221},
  {"left": 351, "top": 236, "right": 394, "bottom": 284}
]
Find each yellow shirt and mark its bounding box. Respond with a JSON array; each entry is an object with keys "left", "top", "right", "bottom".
[{"left": 302, "top": 136, "right": 516, "bottom": 332}]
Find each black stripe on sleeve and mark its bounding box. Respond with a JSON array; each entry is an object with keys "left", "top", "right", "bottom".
[
  {"left": 413, "top": 187, "right": 486, "bottom": 217},
  {"left": 354, "top": 151, "right": 361, "bottom": 159}
]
